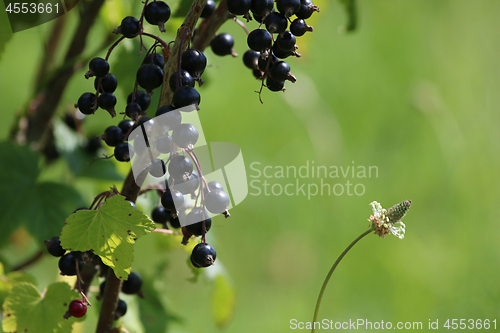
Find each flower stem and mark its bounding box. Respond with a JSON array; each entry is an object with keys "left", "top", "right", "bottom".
[{"left": 311, "top": 227, "right": 374, "bottom": 333}]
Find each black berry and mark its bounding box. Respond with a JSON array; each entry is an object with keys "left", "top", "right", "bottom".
[
  {"left": 251, "top": 0, "right": 274, "bottom": 18},
  {"left": 127, "top": 90, "right": 151, "bottom": 112},
  {"left": 201, "top": 0, "right": 216, "bottom": 18},
  {"left": 155, "top": 106, "right": 182, "bottom": 129},
  {"left": 77, "top": 92, "right": 96, "bottom": 115},
  {"left": 181, "top": 49, "right": 207, "bottom": 77},
  {"left": 86, "top": 57, "right": 109, "bottom": 79},
  {"left": 154, "top": 134, "right": 173, "bottom": 154},
  {"left": 191, "top": 242, "right": 216, "bottom": 267},
  {"left": 145, "top": 1, "right": 171, "bottom": 32},
  {"left": 243, "top": 50, "right": 260, "bottom": 69},
  {"left": 290, "top": 18, "right": 313, "bottom": 36},
  {"left": 172, "top": 123, "right": 199, "bottom": 149},
  {"left": 276, "top": 0, "right": 301, "bottom": 17},
  {"left": 169, "top": 70, "right": 195, "bottom": 92},
  {"left": 152, "top": 206, "right": 170, "bottom": 224},
  {"left": 203, "top": 181, "right": 224, "bottom": 196},
  {"left": 168, "top": 155, "right": 193, "bottom": 181},
  {"left": 114, "top": 143, "right": 134, "bottom": 162},
  {"left": 275, "top": 31, "right": 296, "bottom": 52},
  {"left": 122, "top": 271, "right": 142, "bottom": 294},
  {"left": 94, "top": 73, "right": 117, "bottom": 93},
  {"left": 115, "top": 299, "right": 127, "bottom": 319},
  {"left": 227, "top": 0, "right": 251, "bottom": 15},
  {"left": 265, "top": 12, "right": 288, "bottom": 34},
  {"left": 98, "top": 92, "right": 117, "bottom": 116},
  {"left": 270, "top": 61, "right": 296, "bottom": 82},
  {"left": 247, "top": 29, "right": 273, "bottom": 52},
  {"left": 266, "top": 76, "right": 285, "bottom": 92},
  {"left": 117, "top": 16, "right": 140, "bottom": 38},
  {"left": 104, "top": 126, "right": 123, "bottom": 147},
  {"left": 136, "top": 64, "right": 163, "bottom": 92},
  {"left": 210, "top": 33, "right": 235, "bottom": 56},
  {"left": 161, "top": 189, "right": 185, "bottom": 211},
  {"left": 143, "top": 53, "right": 165, "bottom": 69},
  {"left": 296, "top": 0, "right": 319, "bottom": 19},
  {"left": 205, "top": 189, "right": 230, "bottom": 214},
  {"left": 44, "top": 236, "right": 65, "bottom": 257},
  {"left": 149, "top": 159, "right": 167, "bottom": 178},
  {"left": 118, "top": 119, "right": 134, "bottom": 137},
  {"left": 172, "top": 86, "right": 201, "bottom": 108},
  {"left": 126, "top": 102, "right": 142, "bottom": 121},
  {"left": 185, "top": 208, "right": 212, "bottom": 236},
  {"left": 58, "top": 252, "right": 84, "bottom": 276}
]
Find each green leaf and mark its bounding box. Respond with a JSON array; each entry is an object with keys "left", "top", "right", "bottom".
[
  {"left": 60, "top": 195, "right": 156, "bottom": 280},
  {"left": 339, "top": 0, "right": 357, "bottom": 32},
  {"left": 0, "top": 8, "right": 13, "bottom": 62},
  {"left": 2, "top": 282, "right": 80, "bottom": 333},
  {"left": 211, "top": 274, "right": 235, "bottom": 327}
]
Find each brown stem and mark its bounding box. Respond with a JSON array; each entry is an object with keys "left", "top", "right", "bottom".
[
  {"left": 11, "top": 250, "right": 44, "bottom": 271},
  {"left": 192, "top": 0, "right": 232, "bottom": 52},
  {"left": 95, "top": 269, "right": 122, "bottom": 333},
  {"left": 25, "top": 0, "right": 106, "bottom": 148}
]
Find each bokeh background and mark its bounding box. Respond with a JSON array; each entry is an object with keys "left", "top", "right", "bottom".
[{"left": 1, "top": 0, "right": 499, "bottom": 332}]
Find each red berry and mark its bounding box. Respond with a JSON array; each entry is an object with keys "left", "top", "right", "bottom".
[{"left": 69, "top": 299, "right": 87, "bottom": 318}]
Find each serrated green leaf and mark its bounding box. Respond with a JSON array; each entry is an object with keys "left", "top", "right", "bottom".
[
  {"left": 2, "top": 282, "right": 80, "bottom": 333},
  {"left": 339, "top": 0, "right": 357, "bottom": 32},
  {"left": 60, "top": 195, "right": 156, "bottom": 280},
  {"left": 211, "top": 274, "right": 235, "bottom": 327}
]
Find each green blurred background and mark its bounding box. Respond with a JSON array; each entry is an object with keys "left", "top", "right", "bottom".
[{"left": 1, "top": 0, "right": 500, "bottom": 332}]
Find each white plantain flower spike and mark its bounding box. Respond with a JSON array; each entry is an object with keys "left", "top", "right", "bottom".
[{"left": 368, "top": 200, "right": 411, "bottom": 239}]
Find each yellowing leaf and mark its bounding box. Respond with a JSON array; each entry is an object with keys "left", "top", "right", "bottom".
[
  {"left": 60, "top": 195, "right": 155, "bottom": 280},
  {"left": 2, "top": 282, "right": 80, "bottom": 333}
]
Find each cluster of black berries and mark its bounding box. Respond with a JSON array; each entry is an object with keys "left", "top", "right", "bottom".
[
  {"left": 219, "top": 0, "right": 319, "bottom": 93},
  {"left": 97, "top": 272, "right": 142, "bottom": 319}
]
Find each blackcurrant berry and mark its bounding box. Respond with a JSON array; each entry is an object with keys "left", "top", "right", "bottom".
[
  {"left": 265, "top": 12, "right": 288, "bottom": 34},
  {"left": 227, "top": 0, "right": 251, "bottom": 15},
  {"left": 275, "top": 31, "right": 296, "bottom": 52},
  {"left": 252, "top": 68, "right": 264, "bottom": 79},
  {"left": 143, "top": 53, "right": 165, "bottom": 69},
  {"left": 152, "top": 206, "right": 170, "bottom": 224},
  {"left": 44, "top": 236, "right": 65, "bottom": 257},
  {"left": 258, "top": 53, "right": 278, "bottom": 72},
  {"left": 172, "top": 86, "right": 201, "bottom": 108},
  {"left": 114, "top": 143, "right": 134, "bottom": 162},
  {"left": 154, "top": 134, "right": 173, "bottom": 154},
  {"left": 243, "top": 50, "right": 260, "bottom": 69},
  {"left": 290, "top": 18, "right": 313, "bottom": 37},
  {"left": 145, "top": 1, "right": 171, "bottom": 32},
  {"left": 68, "top": 299, "right": 87, "bottom": 318},
  {"left": 296, "top": 0, "right": 319, "bottom": 19},
  {"left": 272, "top": 44, "right": 293, "bottom": 59},
  {"left": 168, "top": 155, "right": 193, "bottom": 181},
  {"left": 98, "top": 92, "right": 117, "bottom": 116},
  {"left": 203, "top": 181, "right": 224, "bottom": 196},
  {"left": 149, "top": 159, "right": 167, "bottom": 178},
  {"left": 210, "top": 33, "right": 235, "bottom": 57},
  {"left": 247, "top": 29, "right": 273, "bottom": 52},
  {"left": 86, "top": 57, "right": 109, "bottom": 79},
  {"left": 77, "top": 92, "right": 96, "bottom": 115},
  {"left": 58, "top": 252, "right": 84, "bottom": 276},
  {"left": 94, "top": 73, "right": 117, "bottom": 93},
  {"left": 103, "top": 126, "right": 123, "bottom": 147},
  {"left": 122, "top": 271, "right": 142, "bottom": 294},
  {"left": 136, "top": 64, "right": 163, "bottom": 92},
  {"left": 181, "top": 49, "right": 207, "bottom": 76},
  {"left": 270, "top": 61, "right": 296, "bottom": 82},
  {"left": 169, "top": 215, "right": 181, "bottom": 228},
  {"left": 116, "top": 16, "right": 140, "bottom": 38},
  {"left": 115, "top": 299, "right": 127, "bottom": 319},
  {"left": 266, "top": 76, "right": 285, "bottom": 92},
  {"left": 155, "top": 106, "right": 182, "bottom": 129},
  {"left": 169, "top": 70, "right": 195, "bottom": 92},
  {"left": 251, "top": 0, "right": 274, "bottom": 18},
  {"left": 127, "top": 90, "right": 151, "bottom": 112},
  {"left": 175, "top": 170, "right": 200, "bottom": 195},
  {"left": 201, "top": 0, "right": 216, "bottom": 18},
  {"left": 205, "top": 189, "right": 230, "bottom": 214},
  {"left": 191, "top": 242, "right": 216, "bottom": 267},
  {"left": 190, "top": 254, "right": 201, "bottom": 268},
  {"left": 185, "top": 208, "right": 211, "bottom": 236},
  {"left": 161, "top": 189, "right": 185, "bottom": 211},
  {"left": 276, "top": 0, "right": 301, "bottom": 17},
  {"left": 118, "top": 119, "right": 134, "bottom": 137},
  {"left": 172, "top": 123, "right": 199, "bottom": 149},
  {"left": 125, "top": 102, "right": 142, "bottom": 121},
  {"left": 86, "top": 136, "right": 102, "bottom": 154}
]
